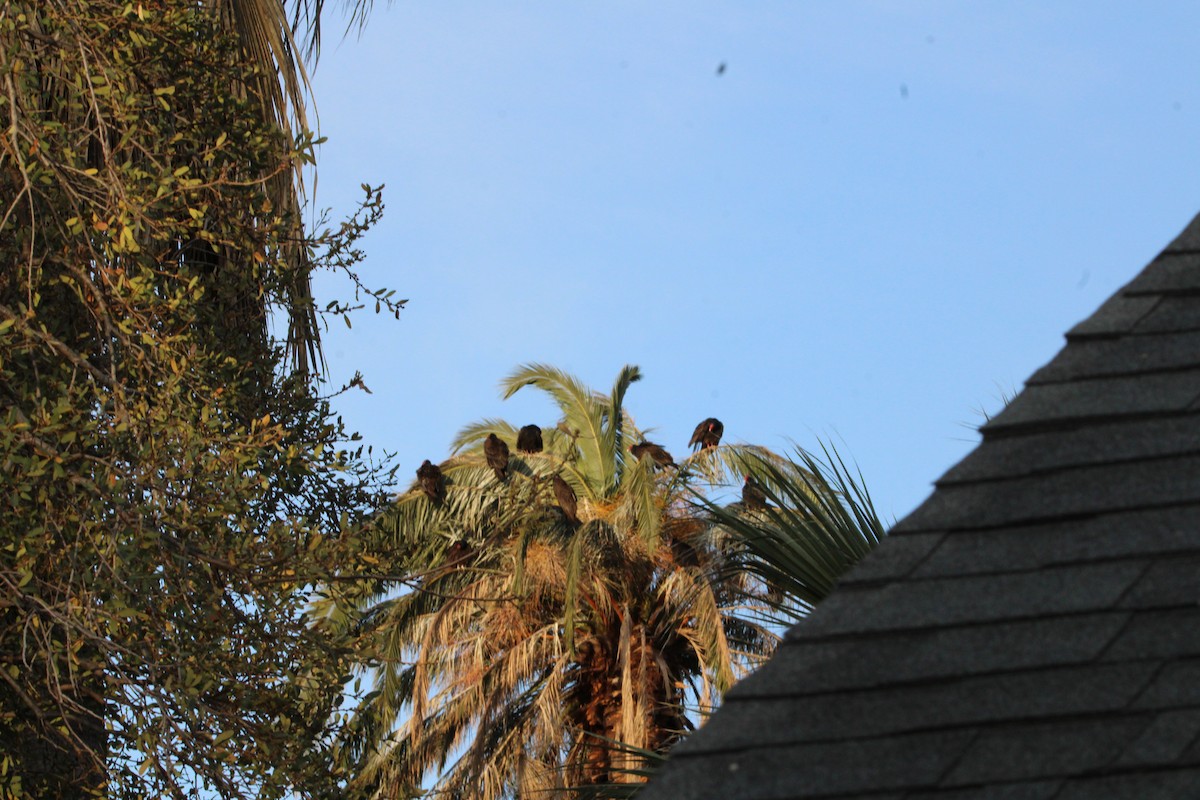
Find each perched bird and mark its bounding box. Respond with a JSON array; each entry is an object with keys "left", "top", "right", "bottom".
[
  {"left": 445, "top": 539, "right": 473, "bottom": 568},
  {"left": 689, "top": 418, "right": 724, "bottom": 451},
  {"left": 517, "top": 424, "right": 543, "bottom": 454},
  {"left": 742, "top": 475, "right": 769, "bottom": 511},
  {"left": 484, "top": 433, "right": 510, "bottom": 481},
  {"left": 631, "top": 440, "right": 676, "bottom": 469},
  {"left": 417, "top": 459, "right": 446, "bottom": 504},
  {"left": 553, "top": 474, "right": 579, "bottom": 525}
]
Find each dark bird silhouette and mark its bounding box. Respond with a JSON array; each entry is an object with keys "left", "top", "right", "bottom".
[
  {"left": 517, "top": 424, "right": 543, "bottom": 454},
  {"left": 445, "top": 539, "right": 473, "bottom": 568},
  {"left": 417, "top": 459, "right": 446, "bottom": 504},
  {"left": 742, "top": 475, "right": 769, "bottom": 511},
  {"left": 716, "top": 62, "right": 727, "bottom": 76},
  {"left": 631, "top": 440, "right": 676, "bottom": 469},
  {"left": 689, "top": 418, "right": 724, "bottom": 451},
  {"left": 553, "top": 474, "right": 579, "bottom": 525},
  {"left": 484, "top": 433, "right": 510, "bottom": 481}
]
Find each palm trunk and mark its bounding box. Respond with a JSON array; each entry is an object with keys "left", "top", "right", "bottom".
[{"left": 574, "top": 615, "right": 682, "bottom": 788}]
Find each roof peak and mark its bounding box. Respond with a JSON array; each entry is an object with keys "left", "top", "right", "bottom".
[{"left": 639, "top": 211, "right": 1200, "bottom": 799}]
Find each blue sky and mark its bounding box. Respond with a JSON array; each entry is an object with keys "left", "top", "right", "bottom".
[{"left": 304, "top": 1, "right": 1200, "bottom": 523}]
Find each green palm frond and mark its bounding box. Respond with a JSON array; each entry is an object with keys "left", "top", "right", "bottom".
[
  {"left": 501, "top": 363, "right": 639, "bottom": 497},
  {"left": 617, "top": 455, "right": 663, "bottom": 548},
  {"left": 565, "top": 735, "right": 667, "bottom": 799},
  {"left": 700, "top": 441, "right": 887, "bottom": 621},
  {"left": 604, "top": 364, "right": 643, "bottom": 491},
  {"left": 501, "top": 364, "right": 599, "bottom": 428},
  {"left": 451, "top": 418, "right": 522, "bottom": 454},
  {"left": 677, "top": 442, "right": 789, "bottom": 487}
]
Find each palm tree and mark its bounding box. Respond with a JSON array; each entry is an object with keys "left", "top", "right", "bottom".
[
  {"left": 320, "top": 364, "right": 864, "bottom": 799},
  {"left": 569, "top": 444, "right": 889, "bottom": 800},
  {"left": 214, "top": 0, "right": 387, "bottom": 373}
]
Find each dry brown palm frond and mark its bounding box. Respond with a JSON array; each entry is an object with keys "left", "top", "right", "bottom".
[
  {"left": 517, "top": 753, "right": 564, "bottom": 798},
  {"left": 492, "top": 625, "right": 559, "bottom": 699},
  {"left": 616, "top": 610, "right": 641, "bottom": 751},
  {"left": 521, "top": 540, "right": 569, "bottom": 595},
  {"left": 528, "top": 663, "right": 570, "bottom": 756},
  {"left": 209, "top": 0, "right": 328, "bottom": 373},
  {"left": 481, "top": 603, "right": 528, "bottom": 655}
]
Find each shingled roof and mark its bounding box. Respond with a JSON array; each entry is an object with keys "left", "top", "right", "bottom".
[{"left": 640, "top": 215, "right": 1200, "bottom": 799}]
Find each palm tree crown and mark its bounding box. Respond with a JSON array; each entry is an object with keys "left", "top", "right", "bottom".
[{"left": 321, "top": 364, "right": 840, "bottom": 798}]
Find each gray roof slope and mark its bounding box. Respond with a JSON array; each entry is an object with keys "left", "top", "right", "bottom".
[{"left": 641, "top": 215, "right": 1200, "bottom": 799}]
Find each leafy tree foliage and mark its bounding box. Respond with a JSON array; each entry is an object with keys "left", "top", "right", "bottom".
[
  {"left": 319, "top": 365, "right": 876, "bottom": 799},
  {"left": 0, "top": 1, "right": 396, "bottom": 796}
]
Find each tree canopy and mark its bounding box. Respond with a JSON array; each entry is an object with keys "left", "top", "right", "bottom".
[{"left": 0, "top": 1, "right": 395, "bottom": 796}]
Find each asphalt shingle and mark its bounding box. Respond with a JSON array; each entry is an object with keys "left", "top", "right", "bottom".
[
  {"left": 975, "top": 368, "right": 1200, "bottom": 433},
  {"left": 1125, "top": 251, "right": 1200, "bottom": 295},
  {"left": 937, "top": 418, "right": 1200, "bottom": 484},
  {"left": 838, "top": 531, "right": 944, "bottom": 583},
  {"left": 1130, "top": 658, "right": 1200, "bottom": 709},
  {"left": 905, "top": 510, "right": 1199, "bottom": 579},
  {"left": 1101, "top": 607, "right": 1200, "bottom": 661},
  {"left": 654, "top": 731, "right": 978, "bottom": 799},
  {"left": 1051, "top": 771, "right": 1200, "bottom": 800},
  {"left": 1027, "top": 330, "right": 1200, "bottom": 383},
  {"left": 902, "top": 783, "right": 1062, "bottom": 800},
  {"left": 896, "top": 455, "right": 1200, "bottom": 532},
  {"left": 1065, "top": 292, "right": 1158, "bottom": 339},
  {"left": 1115, "top": 709, "right": 1200, "bottom": 766},
  {"left": 1131, "top": 294, "right": 1200, "bottom": 334},
  {"left": 640, "top": 214, "right": 1200, "bottom": 799},
  {"left": 941, "top": 717, "right": 1147, "bottom": 786},
  {"left": 798, "top": 561, "right": 1147, "bottom": 637},
  {"left": 679, "top": 662, "right": 1156, "bottom": 750},
  {"left": 772, "top": 613, "right": 1132, "bottom": 691}
]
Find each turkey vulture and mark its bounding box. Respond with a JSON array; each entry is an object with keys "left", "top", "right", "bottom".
[
  {"left": 742, "top": 475, "right": 769, "bottom": 511},
  {"left": 484, "top": 433, "right": 509, "bottom": 481},
  {"left": 517, "top": 424, "right": 543, "bottom": 454},
  {"left": 631, "top": 440, "right": 676, "bottom": 469},
  {"left": 553, "top": 474, "right": 579, "bottom": 525},
  {"left": 445, "top": 539, "right": 473, "bottom": 567},
  {"left": 417, "top": 459, "right": 446, "bottom": 504},
  {"left": 688, "top": 417, "right": 724, "bottom": 451}
]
